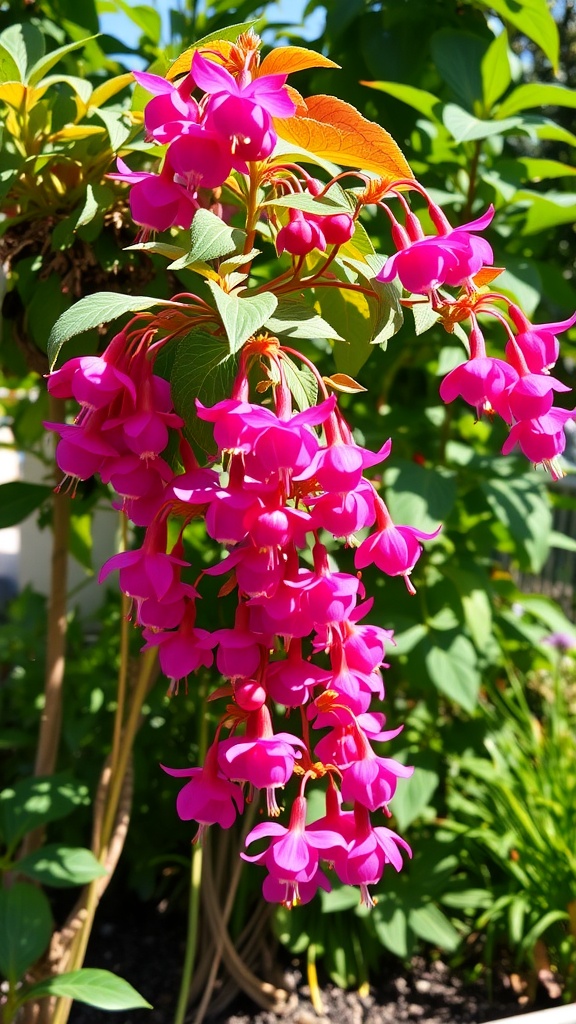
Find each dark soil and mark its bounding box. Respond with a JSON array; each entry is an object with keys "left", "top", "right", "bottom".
[{"left": 68, "top": 900, "right": 563, "bottom": 1024}]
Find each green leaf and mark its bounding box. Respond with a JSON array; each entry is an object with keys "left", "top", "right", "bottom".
[
  {"left": 170, "top": 209, "right": 246, "bottom": 268},
  {"left": 281, "top": 356, "right": 318, "bottom": 412},
  {"left": 0, "top": 482, "right": 52, "bottom": 528},
  {"left": 320, "top": 883, "right": 360, "bottom": 913},
  {"left": 207, "top": 284, "right": 277, "bottom": 355},
  {"left": 0, "top": 43, "right": 22, "bottom": 84},
  {"left": 481, "top": 30, "right": 511, "bottom": 113},
  {"left": 371, "top": 278, "right": 404, "bottom": 348},
  {"left": 443, "top": 566, "right": 493, "bottom": 651},
  {"left": 90, "top": 107, "right": 131, "bottom": 150},
  {"left": 27, "top": 36, "right": 96, "bottom": 87},
  {"left": 425, "top": 634, "right": 480, "bottom": 712},
  {"left": 0, "top": 883, "right": 52, "bottom": 983},
  {"left": 125, "top": 241, "right": 188, "bottom": 261},
  {"left": 497, "top": 82, "right": 576, "bottom": 119},
  {"left": 360, "top": 80, "right": 441, "bottom": 120},
  {"left": 411, "top": 299, "right": 440, "bottom": 336},
  {"left": 265, "top": 299, "right": 344, "bottom": 341},
  {"left": 384, "top": 460, "right": 456, "bottom": 534},
  {"left": 373, "top": 897, "right": 410, "bottom": 958},
  {"left": 17, "top": 845, "right": 107, "bottom": 888},
  {"left": 482, "top": 475, "right": 552, "bottom": 572},
  {"left": 47, "top": 293, "right": 170, "bottom": 368},
  {"left": 263, "top": 192, "right": 346, "bottom": 215},
  {"left": 0, "top": 775, "right": 90, "bottom": 851},
  {"left": 171, "top": 331, "right": 238, "bottom": 453},
  {"left": 68, "top": 512, "right": 93, "bottom": 572},
  {"left": 24, "top": 969, "right": 151, "bottom": 1010},
  {"left": 391, "top": 754, "right": 440, "bottom": 831},
  {"left": 443, "top": 103, "right": 521, "bottom": 143},
  {"left": 76, "top": 184, "right": 99, "bottom": 229},
  {"left": 0, "top": 23, "right": 41, "bottom": 82},
  {"left": 408, "top": 902, "right": 461, "bottom": 951},
  {"left": 430, "top": 30, "right": 487, "bottom": 110},
  {"left": 316, "top": 286, "right": 374, "bottom": 376},
  {"left": 478, "top": 0, "right": 559, "bottom": 70},
  {"left": 517, "top": 191, "right": 576, "bottom": 235}
]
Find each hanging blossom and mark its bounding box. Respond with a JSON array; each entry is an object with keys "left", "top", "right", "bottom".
[{"left": 371, "top": 182, "right": 575, "bottom": 479}]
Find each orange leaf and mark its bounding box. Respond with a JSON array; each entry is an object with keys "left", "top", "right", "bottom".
[
  {"left": 258, "top": 46, "right": 340, "bottom": 78},
  {"left": 323, "top": 373, "right": 368, "bottom": 394},
  {"left": 274, "top": 94, "right": 414, "bottom": 180},
  {"left": 472, "top": 266, "right": 505, "bottom": 287},
  {"left": 285, "top": 85, "right": 308, "bottom": 115},
  {"left": 166, "top": 39, "right": 232, "bottom": 81}
]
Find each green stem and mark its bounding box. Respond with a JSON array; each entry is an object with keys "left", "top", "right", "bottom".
[
  {"left": 173, "top": 679, "right": 209, "bottom": 1024},
  {"left": 173, "top": 842, "right": 204, "bottom": 1024}
]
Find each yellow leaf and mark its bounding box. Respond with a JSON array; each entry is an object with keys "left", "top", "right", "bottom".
[
  {"left": 323, "top": 373, "right": 368, "bottom": 393},
  {"left": 166, "top": 40, "right": 232, "bottom": 82},
  {"left": 275, "top": 95, "right": 414, "bottom": 180},
  {"left": 0, "top": 82, "right": 27, "bottom": 108},
  {"left": 49, "top": 125, "right": 106, "bottom": 141},
  {"left": 90, "top": 72, "right": 134, "bottom": 110},
  {"left": 258, "top": 46, "right": 340, "bottom": 77}
]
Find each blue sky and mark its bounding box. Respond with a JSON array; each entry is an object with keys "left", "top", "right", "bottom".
[{"left": 100, "top": 0, "right": 325, "bottom": 57}]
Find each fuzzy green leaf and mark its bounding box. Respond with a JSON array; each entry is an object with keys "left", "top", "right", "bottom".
[
  {"left": 170, "top": 209, "right": 246, "bottom": 268},
  {"left": 48, "top": 293, "right": 172, "bottom": 368},
  {"left": 207, "top": 284, "right": 277, "bottom": 354},
  {"left": 171, "top": 331, "right": 238, "bottom": 453}
]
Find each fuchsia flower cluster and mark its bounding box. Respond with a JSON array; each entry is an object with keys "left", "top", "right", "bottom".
[
  {"left": 46, "top": 34, "right": 575, "bottom": 909},
  {"left": 47, "top": 327, "right": 429, "bottom": 907},
  {"left": 377, "top": 189, "right": 576, "bottom": 479},
  {"left": 110, "top": 50, "right": 296, "bottom": 233}
]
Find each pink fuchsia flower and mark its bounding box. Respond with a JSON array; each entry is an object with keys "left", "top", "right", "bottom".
[
  {"left": 501, "top": 406, "right": 574, "bottom": 478},
  {"left": 295, "top": 545, "right": 364, "bottom": 627},
  {"left": 47, "top": 348, "right": 136, "bottom": 412},
  {"left": 217, "top": 704, "right": 305, "bottom": 814},
  {"left": 98, "top": 520, "right": 189, "bottom": 602},
  {"left": 309, "top": 211, "right": 355, "bottom": 246},
  {"left": 439, "top": 356, "right": 519, "bottom": 420},
  {"left": 265, "top": 640, "right": 332, "bottom": 708},
  {"left": 142, "top": 602, "right": 215, "bottom": 688},
  {"left": 167, "top": 126, "right": 234, "bottom": 190},
  {"left": 192, "top": 51, "right": 295, "bottom": 162},
  {"left": 109, "top": 157, "right": 197, "bottom": 232},
  {"left": 132, "top": 70, "right": 199, "bottom": 143},
  {"left": 296, "top": 438, "right": 391, "bottom": 494},
  {"left": 261, "top": 869, "right": 331, "bottom": 907},
  {"left": 104, "top": 372, "right": 184, "bottom": 459},
  {"left": 162, "top": 740, "right": 244, "bottom": 841},
  {"left": 276, "top": 209, "right": 327, "bottom": 256},
  {"left": 339, "top": 724, "right": 413, "bottom": 811},
  {"left": 336, "top": 803, "right": 411, "bottom": 906},
  {"left": 507, "top": 306, "right": 576, "bottom": 374},
  {"left": 354, "top": 498, "right": 440, "bottom": 595},
  {"left": 241, "top": 794, "right": 347, "bottom": 907},
  {"left": 378, "top": 206, "right": 494, "bottom": 294},
  {"left": 46, "top": 419, "right": 119, "bottom": 481},
  {"left": 306, "top": 480, "right": 377, "bottom": 539},
  {"left": 493, "top": 371, "right": 571, "bottom": 424}
]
